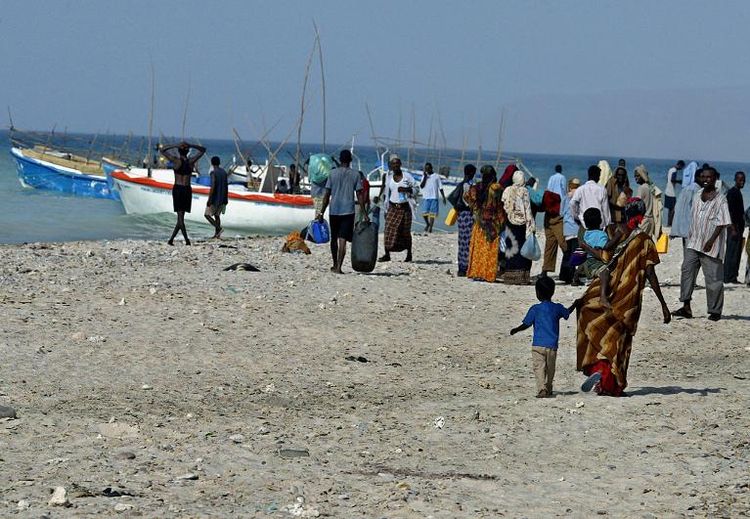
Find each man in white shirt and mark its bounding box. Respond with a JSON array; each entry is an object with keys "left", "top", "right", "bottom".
[
  {"left": 570, "top": 165, "right": 611, "bottom": 229},
  {"left": 419, "top": 162, "right": 447, "bottom": 233},
  {"left": 671, "top": 167, "right": 731, "bottom": 321}
]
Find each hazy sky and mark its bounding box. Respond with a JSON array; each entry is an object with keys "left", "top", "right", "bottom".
[{"left": 3, "top": 0, "right": 750, "bottom": 160}]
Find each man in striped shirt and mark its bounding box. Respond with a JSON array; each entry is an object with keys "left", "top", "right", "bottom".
[{"left": 672, "top": 167, "right": 731, "bottom": 321}]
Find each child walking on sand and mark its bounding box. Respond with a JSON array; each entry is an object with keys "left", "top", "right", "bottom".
[{"left": 510, "top": 277, "right": 579, "bottom": 398}]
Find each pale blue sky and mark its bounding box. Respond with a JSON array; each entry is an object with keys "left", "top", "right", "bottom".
[{"left": 2, "top": 0, "right": 750, "bottom": 160}]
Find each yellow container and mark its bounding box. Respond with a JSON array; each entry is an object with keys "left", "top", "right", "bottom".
[
  {"left": 655, "top": 233, "right": 669, "bottom": 254},
  {"left": 444, "top": 207, "right": 458, "bottom": 226}
]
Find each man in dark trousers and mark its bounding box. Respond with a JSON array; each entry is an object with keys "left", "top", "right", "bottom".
[
  {"left": 205, "top": 156, "right": 229, "bottom": 239},
  {"left": 724, "top": 171, "right": 745, "bottom": 283}
]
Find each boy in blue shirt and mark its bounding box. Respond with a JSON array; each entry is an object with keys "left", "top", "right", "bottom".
[{"left": 510, "top": 277, "right": 579, "bottom": 398}]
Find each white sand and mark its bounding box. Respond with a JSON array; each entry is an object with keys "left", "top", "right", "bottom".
[{"left": 0, "top": 232, "right": 748, "bottom": 517}]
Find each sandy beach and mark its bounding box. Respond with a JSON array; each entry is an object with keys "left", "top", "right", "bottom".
[{"left": 0, "top": 232, "right": 748, "bottom": 517}]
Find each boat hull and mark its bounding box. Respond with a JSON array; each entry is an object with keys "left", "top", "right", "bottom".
[
  {"left": 112, "top": 170, "right": 315, "bottom": 234},
  {"left": 11, "top": 147, "right": 117, "bottom": 200}
]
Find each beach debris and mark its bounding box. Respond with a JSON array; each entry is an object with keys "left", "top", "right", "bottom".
[
  {"left": 224, "top": 262, "right": 260, "bottom": 272},
  {"left": 278, "top": 447, "right": 310, "bottom": 458},
  {"left": 149, "top": 287, "right": 157, "bottom": 295},
  {"left": 434, "top": 416, "right": 445, "bottom": 429},
  {"left": 115, "top": 450, "right": 136, "bottom": 460},
  {"left": 175, "top": 473, "right": 199, "bottom": 481},
  {"left": 472, "top": 409, "right": 480, "bottom": 421},
  {"left": 262, "top": 383, "right": 275, "bottom": 393},
  {"left": 87, "top": 335, "right": 106, "bottom": 343},
  {"left": 284, "top": 496, "right": 320, "bottom": 517},
  {"left": 141, "top": 384, "right": 153, "bottom": 390},
  {"left": 229, "top": 434, "right": 245, "bottom": 444},
  {"left": 575, "top": 401, "right": 585, "bottom": 408},
  {"left": 114, "top": 503, "right": 134, "bottom": 512},
  {"left": 48, "top": 486, "right": 69, "bottom": 506},
  {"left": 17, "top": 500, "right": 30, "bottom": 510},
  {"left": 117, "top": 297, "right": 125, "bottom": 306},
  {"left": 281, "top": 231, "right": 311, "bottom": 255},
  {"left": 102, "top": 487, "right": 135, "bottom": 497},
  {"left": 345, "top": 355, "right": 369, "bottom": 363},
  {"left": 0, "top": 405, "right": 17, "bottom": 419}
]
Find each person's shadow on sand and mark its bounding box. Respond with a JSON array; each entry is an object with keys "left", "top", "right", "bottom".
[{"left": 626, "top": 386, "right": 723, "bottom": 397}]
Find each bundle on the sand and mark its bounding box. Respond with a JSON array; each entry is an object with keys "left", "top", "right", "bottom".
[{"left": 281, "top": 231, "right": 311, "bottom": 254}]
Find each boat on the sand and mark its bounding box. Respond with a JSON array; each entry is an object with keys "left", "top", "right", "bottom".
[
  {"left": 11, "top": 146, "right": 119, "bottom": 200},
  {"left": 110, "top": 166, "right": 315, "bottom": 234}
]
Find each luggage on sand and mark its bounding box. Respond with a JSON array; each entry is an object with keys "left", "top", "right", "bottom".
[
  {"left": 351, "top": 220, "right": 378, "bottom": 272},
  {"left": 306, "top": 219, "right": 330, "bottom": 244}
]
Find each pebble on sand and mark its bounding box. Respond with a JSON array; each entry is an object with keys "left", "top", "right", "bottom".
[
  {"left": 0, "top": 405, "right": 17, "bottom": 419},
  {"left": 48, "top": 486, "right": 69, "bottom": 506}
]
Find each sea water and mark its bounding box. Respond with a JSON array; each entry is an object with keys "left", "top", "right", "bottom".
[{"left": 0, "top": 130, "right": 746, "bottom": 244}]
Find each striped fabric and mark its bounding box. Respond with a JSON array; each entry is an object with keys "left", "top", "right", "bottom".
[
  {"left": 577, "top": 232, "right": 659, "bottom": 391},
  {"left": 686, "top": 190, "right": 731, "bottom": 260}
]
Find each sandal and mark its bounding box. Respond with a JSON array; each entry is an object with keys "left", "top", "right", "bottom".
[
  {"left": 671, "top": 308, "right": 693, "bottom": 319},
  {"left": 581, "top": 372, "right": 602, "bottom": 392}
]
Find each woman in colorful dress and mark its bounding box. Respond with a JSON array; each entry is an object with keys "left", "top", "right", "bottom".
[
  {"left": 465, "top": 165, "right": 505, "bottom": 282},
  {"left": 577, "top": 198, "right": 671, "bottom": 396}
]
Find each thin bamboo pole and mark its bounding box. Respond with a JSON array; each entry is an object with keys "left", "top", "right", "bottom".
[{"left": 313, "top": 21, "right": 326, "bottom": 153}]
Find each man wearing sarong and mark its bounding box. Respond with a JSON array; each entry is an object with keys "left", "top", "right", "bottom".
[{"left": 379, "top": 156, "right": 415, "bottom": 262}]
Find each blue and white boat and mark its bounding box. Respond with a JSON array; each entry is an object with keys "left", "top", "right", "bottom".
[{"left": 11, "top": 146, "right": 119, "bottom": 200}]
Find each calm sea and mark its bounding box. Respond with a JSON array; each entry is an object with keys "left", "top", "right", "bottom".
[{"left": 0, "top": 129, "right": 746, "bottom": 244}]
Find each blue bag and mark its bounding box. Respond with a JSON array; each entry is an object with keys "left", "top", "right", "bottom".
[
  {"left": 306, "top": 219, "right": 330, "bottom": 244},
  {"left": 520, "top": 232, "right": 542, "bottom": 261}
]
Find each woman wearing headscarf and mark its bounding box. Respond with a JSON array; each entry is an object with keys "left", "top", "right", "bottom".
[
  {"left": 576, "top": 198, "right": 671, "bottom": 396},
  {"left": 606, "top": 166, "right": 632, "bottom": 224},
  {"left": 465, "top": 165, "right": 505, "bottom": 282},
  {"left": 597, "top": 160, "right": 613, "bottom": 187},
  {"left": 379, "top": 155, "right": 416, "bottom": 262},
  {"left": 634, "top": 164, "right": 662, "bottom": 240},
  {"left": 501, "top": 170, "right": 536, "bottom": 284}
]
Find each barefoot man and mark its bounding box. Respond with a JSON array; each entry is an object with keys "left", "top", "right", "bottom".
[
  {"left": 317, "top": 149, "right": 369, "bottom": 273},
  {"left": 204, "top": 156, "right": 229, "bottom": 239}
]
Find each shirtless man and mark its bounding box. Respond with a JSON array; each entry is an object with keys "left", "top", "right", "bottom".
[{"left": 160, "top": 142, "right": 206, "bottom": 245}]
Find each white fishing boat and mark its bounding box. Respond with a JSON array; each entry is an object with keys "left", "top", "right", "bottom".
[{"left": 111, "top": 166, "right": 315, "bottom": 234}]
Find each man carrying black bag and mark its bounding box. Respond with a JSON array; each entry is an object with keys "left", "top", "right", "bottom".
[{"left": 317, "top": 150, "right": 369, "bottom": 274}]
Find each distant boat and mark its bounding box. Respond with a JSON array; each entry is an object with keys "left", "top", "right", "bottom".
[
  {"left": 111, "top": 166, "right": 315, "bottom": 234},
  {"left": 10, "top": 146, "right": 119, "bottom": 200}
]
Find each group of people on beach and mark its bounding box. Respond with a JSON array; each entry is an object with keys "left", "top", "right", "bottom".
[
  {"left": 445, "top": 158, "right": 743, "bottom": 398},
  {"left": 161, "top": 143, "right": 745, "bottom": 398}
]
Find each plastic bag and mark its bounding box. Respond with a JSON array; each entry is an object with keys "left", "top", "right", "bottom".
[
  {"left": 520, "top": 232, "right": 541, "bottom": 261},
  {"left": 308, "top": 154, "right": 334, "bottom": 185},
  {"left": 351, "top": 220, "right": 378, "bottom": 272}
]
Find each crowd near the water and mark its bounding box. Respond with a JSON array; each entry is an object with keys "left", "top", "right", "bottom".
[{"left": 164, "top": 143, "right": 746, "bottom": 399}]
